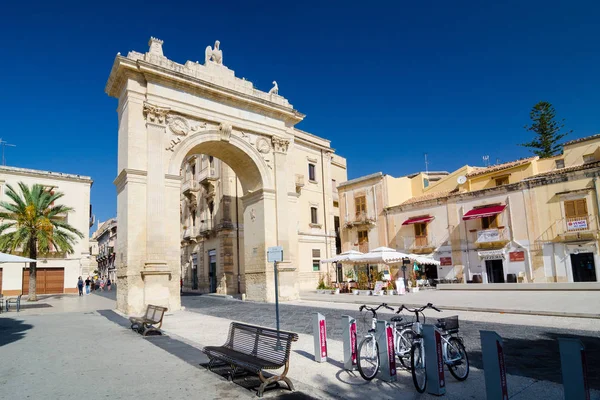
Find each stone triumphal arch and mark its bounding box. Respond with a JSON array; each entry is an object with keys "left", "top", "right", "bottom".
[{"left": 106, "top": 38, "right": 346, "bottom": 314}]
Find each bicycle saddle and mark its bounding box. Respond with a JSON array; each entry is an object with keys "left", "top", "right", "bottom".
[{"left": 391, "top": 316, "right": 404, "bottom": 322}]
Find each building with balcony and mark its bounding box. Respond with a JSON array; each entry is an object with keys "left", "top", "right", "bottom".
[
  {"left": 0, "top": 166, "right": 93, "bottom": 295},
  {"left": 339, "top": 134, "right": 600, "bottom": 285},
  {"left": 92, "top": 218, "right": 117, "bottom": 282}
]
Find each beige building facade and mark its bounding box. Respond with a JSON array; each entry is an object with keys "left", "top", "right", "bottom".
[
  {"left": 0, "top": 166, "right": 93, "bottom": 295},
  {"left": 92, "top": 218, "right": 117, "bottom": 282},
  {"left": 339, "top": 135, "right": 600, "bottom": 285},
  {"left": 106, "top": 38, "right": 346, "bottom": 314}
]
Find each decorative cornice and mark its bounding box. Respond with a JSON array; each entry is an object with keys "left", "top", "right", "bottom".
[{"left": 272, "top": 136, "right": 290, "bottom": 154}]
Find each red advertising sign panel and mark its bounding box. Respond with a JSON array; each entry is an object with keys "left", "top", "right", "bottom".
[
  {"left": 435, "top": 330, "right": 445, "bottom": 387},
  {"left": 386, "top": 325, "right": 396, "bottom": 376},
  {"left": 509, "top": 251, "right": 525, "bottom": 262},
  {"left": 319, "top": 319, "right": 327, "bottom": 358},
  {"left": 582, "top": 349, "right": 591, "bottom": 400},
  {"left": 497, "top": 341, "right": 509, "bottom": 400},
  {"left": 350, "top": 321, "right": 357, "bottom": 365},
  {"left": 440, "top": 257, "right": 452, "bottom": 266}
]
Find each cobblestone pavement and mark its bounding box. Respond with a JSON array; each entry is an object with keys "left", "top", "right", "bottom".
[{"left": 181, "top": 295, "right": 600, "bottom": 390}]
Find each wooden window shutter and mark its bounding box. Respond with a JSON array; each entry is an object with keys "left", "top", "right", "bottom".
[
  {"left": 564, "top": 200, "right": 576, "bottom": 218},
  {"left": 575, "top": 199, "right": 587, "bottom": 216},
  {"left": 312, "top": 249, "right": 320, "bottom": 258}
]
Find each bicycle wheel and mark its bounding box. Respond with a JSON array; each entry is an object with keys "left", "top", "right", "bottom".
[
  {"left": 411, "top": 342, "right": 427, "bottom": 393},
  {"left": 357, "top": 336, "right": 380, "bottom": 381},
  {"left": 447, "top": 337, "right": 469, "bottom": 381},
  {"left": 396, "top": 329, "right": 415, "bottom": 370}
]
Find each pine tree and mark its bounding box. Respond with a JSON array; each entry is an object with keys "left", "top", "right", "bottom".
[{"left": 521, "top": 101, "right": 571, "bottom": 157}]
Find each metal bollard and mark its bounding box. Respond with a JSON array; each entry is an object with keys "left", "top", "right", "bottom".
[
  {"left": 313, "top": 312, "right": 327, "bottom": 362},
  {"left": 342, "top": 315, "right": 358, "bottom": 370},
  {"left": 480, "top": 330, "right": 508, "bottom": 400},
  {"left": 375, "top": 320, "right": 397, "bottom": 382},
  {"left": 558, "top": 337, "right": 590, "bottom": 400},
  {"left": 423, "top": 324, "right": 446, "bottom": 395}
]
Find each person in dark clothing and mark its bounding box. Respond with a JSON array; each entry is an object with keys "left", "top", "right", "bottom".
[
  {"left": 107, "top": 278, "right": 112, "bottom": 291},
  {"left": 91, "top": 279, "right": 96, "bottom": 292},
  {"left": 85, "top": 276, "right": 91, "bottom": 295},
  {"left": 77, "top": 277, "right": 84, "bottom": 296}
]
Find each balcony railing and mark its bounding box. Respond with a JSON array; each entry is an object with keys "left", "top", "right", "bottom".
[
  {"left": 182, "top": 180, "right": 200, "bottom": 193},
  {"left": 199, "top": 168, "right": 218, "bottom": 184},
  {"left": 344, "top": 211, "right": 376, "bottom": 228},
  {"left": 403, "top": 235, "right": 438, "bottom": 252},
  {"left": 474, "top": 227, "right": 511, "bottom": 245},
  {"left": 554, "top": 215, "right": 598, "bottom": 240}
]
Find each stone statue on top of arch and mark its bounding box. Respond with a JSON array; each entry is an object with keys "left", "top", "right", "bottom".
[{"left": 205, "top": 40, "right": 223, "bottom": 65}]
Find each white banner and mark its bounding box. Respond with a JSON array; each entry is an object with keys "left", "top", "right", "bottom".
[
  {"left": 567, "top": 219, "right": 588, "bottom": 231},
  {"left": 477, "top": 229, "right": 500, "bottom": 243}
]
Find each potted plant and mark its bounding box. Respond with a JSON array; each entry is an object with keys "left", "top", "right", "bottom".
[
  {"left": 357, "top": 271, "right": 370, "bottom": 295},
  {"left": 316, "top": 274, "right": 327, "bottom": 294}
]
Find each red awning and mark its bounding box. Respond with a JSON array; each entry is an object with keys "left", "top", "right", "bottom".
[
  {"left": 462, "top": 205, "right": 506, "bottom": 220},
  {"left": 402, "top": 215, "right": 434, "bottom": 225}
]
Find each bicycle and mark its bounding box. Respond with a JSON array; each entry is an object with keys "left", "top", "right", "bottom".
[
  {"left": 391, "top": 303, "right": 429, "bottom": 370},
  {"left": 356, "top": 303, "right": 394, "bottom": 380},
  {"left": 409, "top": 304, "right": 470, "bottom": 393}
]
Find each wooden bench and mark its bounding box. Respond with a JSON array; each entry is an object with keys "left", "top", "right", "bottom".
[
  {"left": 203, "top": 322, "right": 299, "bottom": 397},
  {"left": 129, "top": 304, "right": 168, "bottom": 336}
]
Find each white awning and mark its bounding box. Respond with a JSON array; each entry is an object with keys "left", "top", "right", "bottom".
[{"left": 0, "top": 252, "right": 35, "bottom": 263}]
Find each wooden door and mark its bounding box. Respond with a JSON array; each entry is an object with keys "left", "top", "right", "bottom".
[{"left": 22, "top": 268, "right": 64, "bottom": 295}]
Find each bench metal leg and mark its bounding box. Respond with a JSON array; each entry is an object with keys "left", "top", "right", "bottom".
[{"left": 257, "top": 361, "right": 293, "bottom": 397}]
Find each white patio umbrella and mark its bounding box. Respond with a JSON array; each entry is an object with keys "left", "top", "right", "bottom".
[
  {"left": 351, "top": 247, "right": 411, "bottom": 265},
  {"left": 407, "top": 254, "right": 441, "bottom": 266},
  {"left": 320, "top": 250, "right": 363, "bottom": 264},
  {"left": 0, "top": 252, "right": 35, "bottom": 263}
]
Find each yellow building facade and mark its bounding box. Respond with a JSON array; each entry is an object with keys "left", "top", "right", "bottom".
[{"left": 338, "top": 134, "right": 600, "bottom": 284}]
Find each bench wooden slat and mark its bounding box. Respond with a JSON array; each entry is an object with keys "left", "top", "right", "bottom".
[{"left": 129, "top": 304, "right": 167, "bottom": 336}]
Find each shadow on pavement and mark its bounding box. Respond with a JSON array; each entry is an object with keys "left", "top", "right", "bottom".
[
  {"left": 0, "top": 317, "right": 33, "bottom": 347},
  {"left": 294, "top": 349, "right": 345, "bottom": 369},
  {"left": 469, "top": 330, "right": 600, "bottom": 389}
]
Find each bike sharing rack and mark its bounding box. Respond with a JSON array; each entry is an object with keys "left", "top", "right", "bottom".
[
  {"left": 480, "top": 331, "right": 509, "bottom": 400},
  {"left": 375, "top": 320, "right": 397, "bottom": 382},
  {"left": 342, "top": 315, "right": 358, "bottom": 370},
  {"left": 313, "top": 312, "right": 327, "bottom": 362},
  {"left": 423, "top": 324, "right": 446, "bottom": 395},
  {"left": 558, "top": 337, "right": 591, "bottom": 400}
]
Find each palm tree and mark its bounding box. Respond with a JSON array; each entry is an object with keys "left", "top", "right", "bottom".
[{"left": 0, "top": 183, "right": 84, "bottom": 301}]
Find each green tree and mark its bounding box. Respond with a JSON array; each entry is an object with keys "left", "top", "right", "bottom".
[
  {"left": 521, "top": 101, "right": 571, "bottom": 157},
  {"left": 0, "top": 183, "right": 83, "bottom": 301}
]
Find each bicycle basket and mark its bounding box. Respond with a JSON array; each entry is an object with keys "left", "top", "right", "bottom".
[{"left": 437, "top": 315, "right": 459, "bottom": 332}]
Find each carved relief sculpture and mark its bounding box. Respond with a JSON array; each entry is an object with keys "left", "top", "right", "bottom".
[
  {"left": 219, "top": 122, "right": 232, "bottom": 141},
  {"left": 168, "top": 116, "right": 190, "bottom": 136},
  {"left": 256, "top": 137, "right": 271, "bottom": 154},
  {"left": 205, "top": 40, "right": 223, "bottom": 65}
]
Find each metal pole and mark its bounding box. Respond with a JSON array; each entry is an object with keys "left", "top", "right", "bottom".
[{"left": 274, "top": 260, "right": 280, "bottom": 332}]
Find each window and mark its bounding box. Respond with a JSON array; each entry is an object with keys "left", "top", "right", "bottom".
[
  {"left": 332, "top": 179, "right": 337, "bottom": 192},
  {"left": 358, "top": 230, "right": 369, "bottom": 252},
  {"left": 555, "top": 159, "right": 565, "bottom": 169},
  {"left": 308, "top": 163, "right": 316, "bottom": 181},
  {"left": 564, "top": 199, "right": 588, "bottom": 219},
  {"left": 495, "top": 176, "right": 509, "bottom": 186},
  {"left": 192, "top": 210, "right": 196, "bottom": 227},
  {"left": 481, "top": 215, "right": 498, "bottom": 230},
  {"left": 312, "top": 249, "right": 321, "bottom": 271},
  {"left": 191, "top": 164, "right": 196, "bottom": 176},
  {"left": 583, "top": 154, "right": 596, "bottom": 163},
  {"left": 333, "top": 201, "right": 339, "bottom": 208},
  {"left": 423, "top": 178, "right": 429, "bottom": 188},
  {"left": 310, "top": 207, "right": 318, "bottom": 224},
  {"left": 355, "top": 196, "right": 367, "bottom": 217},
  {"left": 414, "top": 223, "right": 427, "bottom": 237}
]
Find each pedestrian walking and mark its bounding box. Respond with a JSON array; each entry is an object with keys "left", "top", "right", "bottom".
[
  {"left": 180, "top": 277, "right": 183, "bottom": 294},
  {"left": 91, "top": 279, "right": 96, "bottom": 292},
  {"left": 99, "top": 279, "right": 105, "bottom": 292},
  {"left": 77, "top": 276, "right": 84, "bottom": 296},
  {"left": 85, "top": 276, "right": 91, "bottom": 295},
  {"left": 107, "top": 278, "right": 112, "bottom": 291}
]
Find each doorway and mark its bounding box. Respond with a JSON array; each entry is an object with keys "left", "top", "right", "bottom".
[
  {"left": 570, "top": 253, "right": 597, "bottom": 282},
  {"left": 208, "top": 249, "right": 217, "bottom": 293},
  {"left": 485, "top": 260, "right": 505, "bottom": 283},
  {"left": 424, "top": 264, "right": 438, "bottom": 281}
]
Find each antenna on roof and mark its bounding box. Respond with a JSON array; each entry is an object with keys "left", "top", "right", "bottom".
[
  {"left": 482, "top": 155, "right": 490, "bottom": 167},
  {"left": 0, "top": 139, "right": 16, "bottom": 166},
  {"left": 424, "top": 153, "right": 429, "bottom": 175}
]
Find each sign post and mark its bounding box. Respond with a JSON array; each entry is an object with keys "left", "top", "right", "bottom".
[
  {"left": 267, "top": 246, "right": 283, "bottom": 334},
  {"left": 480, "top": 331, "right": 509, "bottom": 400},
  {"left": 375, "top": 320, "right": 397, "bottom": 382},
  {"left": 313, "top": 313, "right": 327, "bottom": 362},
  {"left": 558, "top": 337, "right": 590, "bottom": 400},
  {"left": 342, "top": 315, "right": 357, "bottom": 370}
]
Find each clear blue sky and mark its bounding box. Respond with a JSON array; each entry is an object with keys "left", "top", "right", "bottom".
[{"left": 2, "top": 1, "right": 599, "bottom": 230}]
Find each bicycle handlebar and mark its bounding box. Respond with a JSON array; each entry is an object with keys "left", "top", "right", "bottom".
[
  {"left": 359, "top": 303, "right": 394, "bottom": 316},
  {"left": 396, "top": 302, "right": 442, "bottom": 314}
]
